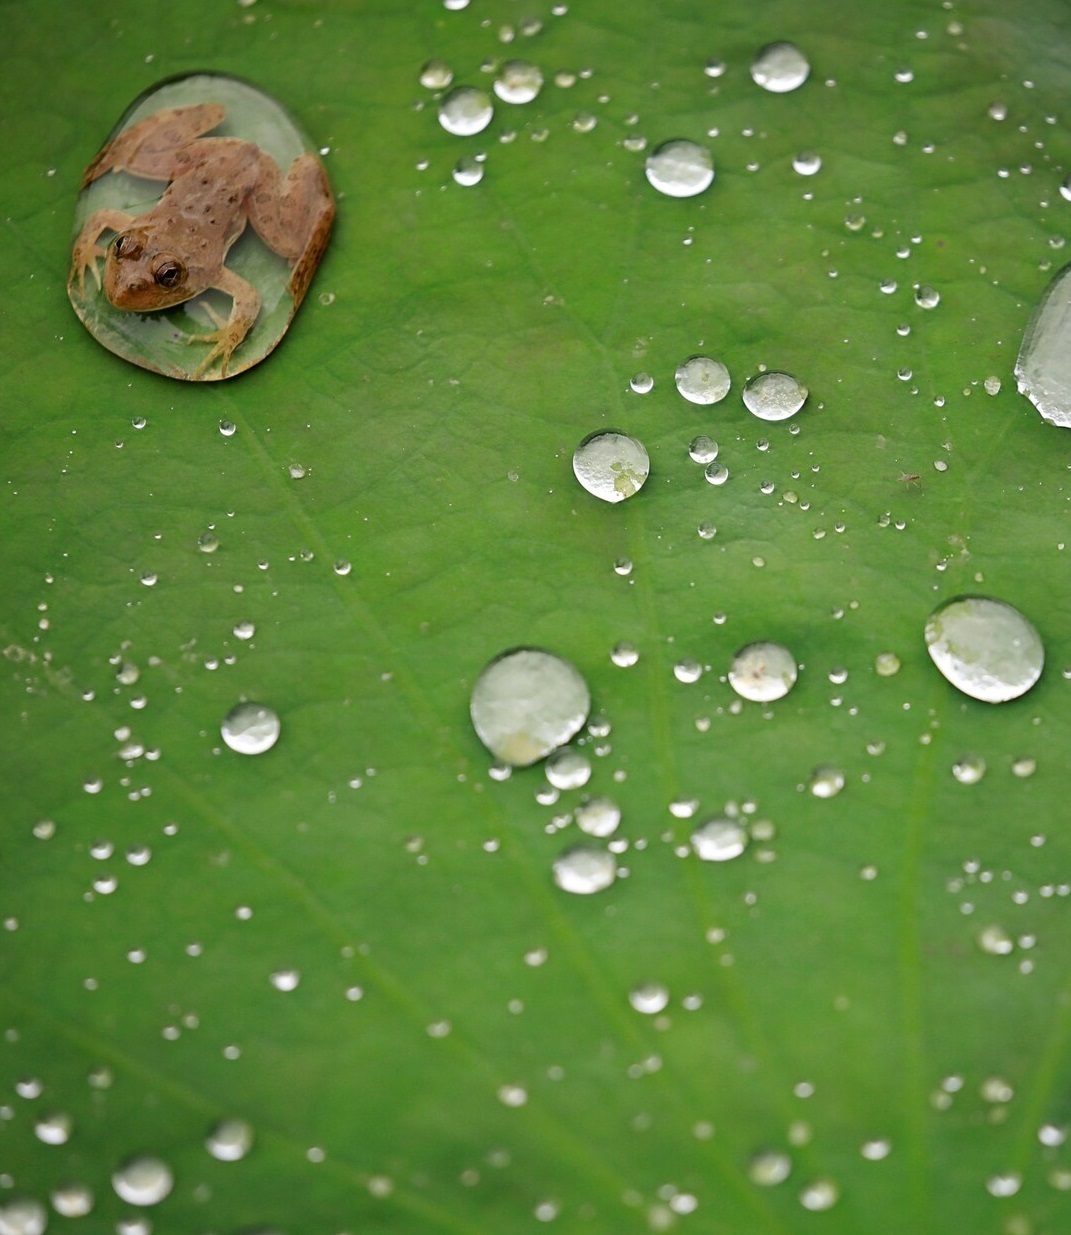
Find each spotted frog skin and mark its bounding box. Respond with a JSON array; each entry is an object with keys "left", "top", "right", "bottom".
[{"left": 71, "top": 102, "right": 334, "bottom": 378}]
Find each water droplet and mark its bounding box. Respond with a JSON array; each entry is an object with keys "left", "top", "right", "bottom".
[
  {"left": 952, "top": 754, "right": 987, "bottom": 784},
  {"left": 232, "top": 620, "right": 255, "bottom": 641},
  {"left": 453, "top": 155, "right": 484, "bottom": 186},
  {"left": 34, "top": 1110, "right": 72, "bottom": 1145},
  {"left": 860, "top": 1138, "right": 891, "bottom": 1160},
  {"left": 1039, "top": 1123, "right": 1068, "bottom": 1147},
  {"left": 645, "top": 140, "right": 714, "bottom": 198},
  {"left": 494, "top": 60, "right": 543, "bottom": 104},
  {"left": 1011, "top": 756, "right": 1037, "bottom": 778},
  {"left": 750, "top": 41, "right": 810, "bottom": 93},
  {"left": 419, "top": 58, "right": 454, "bottom": 90},
  {"left": 51, "top": 1182, "right": 94, "bottom": 1217},
  {"left": 220, "top": 702, "right": 281, "bottom": 755},
  {"left": 629, "top": 982, "right": 669, "bottom": 1014},
  {"left": 703, "top": 58, "right": 726, "bottom": 78},
  {"left": 809, "top": 766, "right": 845, "bottom": 798},
  {"left": 0, "top": 1198, "right": 48, "bottom": 1235},
  {"left": 691, "top": 817, "right": 749, "bottom": 861},
  {"left": 748, "top": 1150, "right": 792, "bottom": 1186},
  {"left": 611, "top": 641, "right": 640, "bottom": 667},
  {"left": 575, "top": 796, "right": 621, "bottom": 837},
  {"left": 545, "top": 748, "right": 591, "bottom": 790},
  {"left": 552, "top": 844, "right": 616, "bottom": 894},
  {"left": 572, "top": 430, "right": 650, "bottom": 502},
  {"left": 743, "top": 371, "right": 809, "bottom": 421},
  {"left": 986, "top": 1173, "right": 1022, "bottom": 1198},
  {"left": 470, "top": 647, "right": 591, "bottom": 767},
  {"left": 673, "top": 659, "right": 703, "bottom": 684},
  {"left": 270, "top": 968, "right": 301, "bottom": 992},
  {"left": 613, "top": 558, "right": 633, "bottom": 577},
  {"left": 924, "top": 596, "right": 1044, "bottom": 703},
  {"left": 704, "top": 462, "right": 730, "bottom": 486},
  {"left": 439, "top": 86, "right": 494, "bottom": 136},
  {"left": 914, "top": 283, "right": 941, "bottom": 309},
  {"left": 697, "top": 522, "right": 717, "bottom": 540},
  {"left": 197, "top": 531, "right": 219, "bottom": 553},
  {"left": 874, "top": 651, "right": 901, "bottom": 677},
  {"left": 1016, "top": 263, "right": 1071, "bottom": 426},
  {"left": 978, "top": 924, "right": 1015, "bottom": 956},
  {"left": 988, "top": 101, "right": 1008, "bottom": 121},
  {"left": 792, "top": 151, "right": 822, "bottom": 176},
  {"left": 111, "top": 1155, "right": 174, "bottom": 1206},
  {"left": 799, "top": 1179, "right": 839, "bottom": 1211},
  {"left": 728, "top": 642, "right": 798, "bottom": 702},
  {"left": 206, "top": 1117, "right": 254, "bottom": 1161},
  {"left": 688, "top": 435, "right": 719, "bottom": 463},
  {"left": 497, "top": 1083, "right": 528, "bottom": 1107},
  {"left": 630, "top": 372, "right": 654, "bottom": 394},
  {"left": 675, "top": 355, "right": 731, "bottom": 405}
]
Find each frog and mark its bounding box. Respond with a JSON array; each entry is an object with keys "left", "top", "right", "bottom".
[{"left": 70, "top": 101, "right": 335, "bottom": 379}]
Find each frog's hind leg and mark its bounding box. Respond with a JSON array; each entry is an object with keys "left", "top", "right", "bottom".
[
  {"left": 246, "top": 152, "right": 335, "bottom": 306},
  {"left": 82, "top": 104, "right": 226, "bottom": 187}
]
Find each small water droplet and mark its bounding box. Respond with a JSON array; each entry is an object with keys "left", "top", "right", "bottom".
[
  {"left": 34, "top": 1111, "right": 72, "bottom": 1145},
  {"left": 1039, "top": 1123, "right": 1068, "bottom": 1147},
  {"left": 809, "top": 766, "right": 845, "bottom": 798},
  {"left": 924, "top": 596, "right": 1044, "bottom": 703},
  {"left": 493, "top": 60, "right": 543, "bottom": 104},
  {"left": 552, "top": 844, "right": 616, "bottom": 894},
  {"left": 0, "top": 1198, "right": 48, "bottom": 1235},
  {"left": 206, "top": 1117, "right": 254, "bottom": 1161},
  {"left": 572, "top": 430, "right": 650, "bottom": 502},
  {"left": 1011, "top": 756, "right": 1037, "bottom": 778},
  {"left": 470, "top": 648, "right": 590, "bottom": 766},
  {"left": 986, "top": 1173, "right": 1022, "bottom": 1198},
  {"left": 691, "top": 817, "right": 749, "bottom": 861},
  {"left": 645, "top": 140, "right": 714, "bottom": 197},
  {"left": 952, "top": 754, "right": 987, "bottom": 784},
  {"left": 220, "top": 702, "right": 281, "bottom": 755},
  {"left": 269, "top": 968, "right": 301, "bottom": 992},
  {"left": 748, "top": 1150, "right": 792, "bottom": 1186},
  {"left": 688, "top": 435, "right": 719, "bottom": 463},
  {"left": 51, "top": 1182, "right": 94, "bottom": 1217},
  {"left": 673, "top": 658, "right": 703, "bottom": 684},
  {"left": 197, "top": 531, "right": 219, "bottom": 553},
  {"left": 630, "top": 371, "right": 654, "bottom": 394},
  {"left": 743, "top": 372, "right": 809, "bottom": 421},
  {"left": 419, "top": 58, "right": 454, "bottom": 89},
  {"left": 232, "top": 620, "right": 256, "bottom": 641},
  {"left": 439, "top": 86, "right": 494, "bottom": 136},
  {"left": 629, "top": 982, "right": 669, "bottom": 1014},
  {"left": 575, "top": 796, "right": 621, "bottom": 837},
  {"left": 750, "top": 41, "right": 811, "bottom": 93},
  {"left": 545, "top": 748, "right": 592, "bottom": 790},
  {"left": 675, "top": 355, "right": 731, "bottom": 404},
  {"left": 111, "top": 1155, "right": 174, "bottom": 1206},
  {"left": 613, "top": 558, "right": 633, "bottom": 577},
  {"left": 914, "top": 284, "right": 941, "bottom": 309},
  {"left": 874, "top": 651, "right": 901, "bottom": 677},
  {"left": 704, "top": 462, "right": 730, "bottom": 486},
  {"left": 453, "top": 155, "right": 485, "bottom": 186},
  {"left": 792, "top": 151, "right": 822, "bottom": 176},
  {"left": 497, "top": 1083, "right": 528, "bottom": 1107},
  {"left": 703, "top": 58, "right": 726, "bottom": 78},
  {"left": 860, "top": 1138, "right": 891, "bottom": 1160},
  {"left": 728, "top": 642, "right": 798, "bottom": 701},
  {"left": 799, "top": 1179, "right": 839, "bottom": 1211},
  {"left": 611, "top": 641, "right": 640, "bottom": 667},
  {"left": 977, "top": 924, "right": 1015, "bottom": 955}
]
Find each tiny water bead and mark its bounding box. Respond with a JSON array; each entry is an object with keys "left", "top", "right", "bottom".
[
  {"left": 799, "top": 1179, "right": 840, "bottom": 1211},
  {"left": 874, "top": 651, "right": 901, "bottom": 677},
  {"left": 750, "top": 41, "right": 810, "bottom": 93},
  {"left": 572, "top": 430, "right": 650, "bottom": 502},
  {"left": 728, "top": 642, "right": 798, "bottom": 702},
  {"left": 438, "top": 86, "right": 494, "bottom": 136},
  {"left": 493, "top": 60, "right": 544, "bottom": 104},
  {"left": 644, "top": 139, "right": 714, "bottom": 198},
  {"left": 924, "top": 596, "right": 1044, "bottom": 703},
  {"left": 111, "top": 1155, "right": 174, "bottom": 1206},
  {"left": 704, "top": 463, "right": 730, "bottom": 486},
  {"left": 220, "top": 702, "right": 281, "bottom": 755},
  {"left": 914, "top": 283, "right": 941, "bottom": 309},
  {"left": 691, "top": 817, "right": 749, "bottom": 862},
  {"left": 977, "top": 924, "right": 1015, "bottom": 956},
  {"left": 629, "top": 982, "right": 670, "bottom": 1014},
  {"left": 675, "top": 355, "right": 731, "bottom": 405},
  {"left": 34, "top": 1110, "right": 72, "bottom": 1145},
  {"left": 575, "top": 796, "right": 621, "bottom": 837},
  {"left": 470, "top": 647, "right": 591, "bottom": 766},
  {"left": 206, "top": 1117, "right": 254, "bottom": 1162},
  {"left": 552, "top": 844, "right": 616, "bottom": 894},
  {"left": 269, "top": 968, "right": 301, "bottom": 992},
  {"left": 742, "top": 371, "right": 809, "bottom": 421}
]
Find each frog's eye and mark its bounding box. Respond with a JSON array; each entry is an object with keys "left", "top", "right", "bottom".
[
  {"left": 152, "top": 257, "right": 187, "bottom": 289},
  {"left": 113, "top": 233, "right": 143, "bottom": 260}
]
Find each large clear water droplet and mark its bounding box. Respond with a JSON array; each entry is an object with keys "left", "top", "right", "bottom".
[
  {"left": 221, "top": 702, "right": 281, "bottom": 754},
  {"left": 439, "top": 86, "right": 494, "bottom": 136},
  {"left": 924, "top": 596, "right": 1044, "bottom": 703},
  {"left": 111, "top": 1156, "right": 174, "bottom": 1206},
  {"left": 675, "top": 355, "right": 731, "bottom": 404},
  {"left": 206, "top": 1117, "right": 255, "bottom": 1162},
  {"left": 572, "top": 430, "right": 650, "bottom": 502},
  {"left": 471, "top": 648, "right": 591, "bottom": 766},
  {"left": 645, "top": 140, "right": 714, "bottom": 197},
  {"left": 552, "top": 844, "right": 616, "bottom": 894},
  {"left": 750, "top": 42, "right": 811, "bottom": 93},
  {"left": 0, "top": 1198, "right": 48, "bottom": 1235},
  {"left": 742, "top": 371, "right": 809, "bottom": 421},
  {"left": 691, "top": 817, "right": 749, "bottom": 861},
  {"left": 1015, "top": 262, "right": 1071, "bottom": 426},
  {"left": 728, "top": 642, "right": 798, "bottom": 701}
]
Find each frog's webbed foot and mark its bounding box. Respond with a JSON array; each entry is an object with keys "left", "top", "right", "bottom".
[
  {"left": 186, "top": 320, "right": 247, "bottom": 379},
  {"left": 185, "top": 267, "right": 260, "bottom": 380}
]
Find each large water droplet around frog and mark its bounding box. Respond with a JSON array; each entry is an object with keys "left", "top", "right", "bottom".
[
  {"left": 728, "top": 642, "right": 798, "bottom": 701},
  {"left": 1015, "top": 262, "right": 1071, "bottom": 426},
  {"left": 552, "top": 844, "right": 616, "bottom": 894},
  {"left": 221, "top": 702, "right": 281, "bottom": 754},
  {"left": 111, "top": 1156, "right": 174, "bottom": 1206},
  {"left": 572, "top": 430, "right": 650, "bottom": 502},
  {"left": 750, "top": 42, "right": 810, "bottom": 93},
  {"left": 439, "top": 86, "right": 494, "bottom": 135},
  {"left": 645, "top": 140, "right": 714, "bottom": 197},
  {"left": 743, "top": 372, "right": 809, "bottom": 421},
  {"left": 675, "top": 356, "right": 731, "bottom": 404},
  {"left": 924, "top": 596, "right": 1044, "bottom": 703},
  {"left": 691, "top": 817, "right": 749, "bottom": 861},
  {"left": 471, "top": 648, "right": 591, "bottom": 766}
]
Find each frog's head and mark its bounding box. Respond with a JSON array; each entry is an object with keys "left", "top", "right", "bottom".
[{"left": 104, "top": 229, "right": 192, "bottom": 311}]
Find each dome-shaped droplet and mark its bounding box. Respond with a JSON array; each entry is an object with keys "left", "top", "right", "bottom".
[
  {"left": 728, "top": 642, "right": 798, "bottom": 702},
  {"left": 977, "top": 924, "right": 1014, "bottom": 956},
  {"left": 792, "top": 151, "right": 822, "bottom": 176},
  {"left": 545, "top": 748, "right": 592, "bottom": 790},
  {"left": 552, "top": 844, "right": 616, "bottom": 894},
  {"left": 111, "top": 1155, "right": 174, "bottom": 1206},
  {"left": 808, "top": 766, "right": 845, "bottom": 799},
  {"left": 493, "top": 60, "right": 543, "bottom": 104},
  {"left": 749, "top": 1150, "right": 792, "bottom": 1186},
  {"left": 750, "top": 42, "right": 811, "bottom": 93},
  {"left": 799, "top": 1179, "right": 839, "bottom": 1211},
  {"left": 575, "top": 796, "right": 621, "bottom": 837},
  {"left": 688, "top": 435, "right": 719, "bottom": 463},
  {"left": 572, "top": 430, "right": 650, "bottom": 502},
  {"left": 645, "top": 139, "right": 714, "bottom": 197},
  {"left": 206, "top": 1117, "right": 255, "bottom": 1162},
  {"left": 924, "top": 596, "right": 1044, "bottom": 703},
  {"left": 221, "top": 702, "right": 281, "bottom": 755},
  {"left": 742, "top": 371, "right": 809, "bottom": 421},
  {"left": 629, "top": 982, "right": 669, "bottom": 1014},
  {"left": 471, "top": 648, "right": 591, "bottom": 767},
  {"left": 419, "top": 59, "right": 454, "bottom": 90},
  {"left": 51, "top": 1182, "right": 94, "bottom": 1217},
  {"left": 439, "top": 86, "right": 494, "bottom": 136},
  {"left": 691, "top": 817, "right": 749, "bottom": 861},
  {"left": 0, "top": 1197, "right": 48, "bottom": 1235},
  {"left": 1015, "top": 262, "right": 1071, "bottom": 426},
  {"left": 951, "top": 754, "right": 987, "bottom": 784},
  {"left": 452, "top": 156, "right": 484, "bottom": 186},
  {"left": 675, "top": 355, "right": 731, "bottom": 405},
  {"left": 34, "top": 1111, "right": 72, "bottom": 1145}
]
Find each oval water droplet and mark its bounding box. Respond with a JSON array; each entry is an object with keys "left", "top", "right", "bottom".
[
  {"left": 688, "top": 435, "right": 719, "bottom": 463},
  {"left": 552, "top": 844, "right": 616, "bottom": 894},
  {"left": 799, "top": 1179, "right": 839, "bottom": 1211},
  {"left": 691, "top": 817, "right": 749, "bottom": 861},
  {"left": 470, "top": 648, "right": 591, "bottom": 767},
  {"left": 742, "top": 371, "right": 809, "bottom": 421},
  {"left": 728, "top": 642, "right": 798, "bottom": 702},
  {"left": 111, "top": 1155, "right": 174, "bottom": 1206},
  {"left": 221, "top": 702, "right": 281, "bottom": 754},
  {"left": 452, "top": 155, "right": 484, "bottom": 186},
  {"left": 630, "top": 372, "right": 654, "bottom": 394},
  {"left": 629, "top": 982, "right": 669, "bottom": 1014},
  {"left": 575, "top": 796, "right": 621, "bottom": 837},
  {"left": 51, "top": 1182, "right": 94, "bottom": 1218},
  {"left": 206, "top": 1117, "right": 255, "bottom": 1161},
  {"left": 493, "top": 60, "right": 543, "bottom": 104},
  {"left": 439, "top": 86, "right": 494, "bottom": 136},
  {"left": 924, "top": 596, "right": 1044, "bottom": 703},
  {"left": 34, "top": 1111, "right": 72, "bottom": 1145},
  {"left": 572, "top": 430, "right": 650, "bottom": 502},
  {"left": 545, "top": 748, "right": 591, "bottom": 790},
  {"left": 750, "top": 42, "right": 811, "bottom": 93},
  {"left": 0, "top": 1197, "right": 48, "bottom": 1235},
  {"left": 675, "top": 355, "right": 731, "bottom": 405},
  {"left": 874, "top": 651, "right": 901, "bottom": 677},
  {"left": 645, "top": 139, "right": 714, "bottom": 198},
  {"left": 749, "top": 1150, "right": 792, "bottom": 1186},
  {"left": 792, "top": 151, "right": 822, "bottom": 176},
  {"left": 1015, "top": 262, "right": 1071, "bottom": 426},
  {"left": 809, "top": 766, "right": 845, "bottom": 798},
  {"left": 951, "top": 754, "right": 987, "bottom": 784},
  {"left": 419, "top": 58, "right": 454, "bottom": 90},
  {"left": 269, "top": 968, "right": 301, "bottom": 991}
]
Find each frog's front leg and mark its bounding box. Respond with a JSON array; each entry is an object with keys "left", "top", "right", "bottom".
[
  {"left": 70, "top": 209, "right": 136, "bottom": 296},
  {"left": 187, "top": 265, "right": 260, "bottom": 379},
  {"left": 82, "top": 104, "right": 226, "bottom": 186}
]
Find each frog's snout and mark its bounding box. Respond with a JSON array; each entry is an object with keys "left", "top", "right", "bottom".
[{"left": 104, "top": 229, "right": 192, "bottom": 312}]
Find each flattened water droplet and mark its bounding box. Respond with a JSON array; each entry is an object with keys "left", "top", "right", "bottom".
[
  {"left": 552, "top": 844, "right": 616, "bottom": 894},
  {"left": 645, "top": 140, "right": 714, "bottom": 198},
  {"left": 743, "top": 372, "right": 809, "bottom": 421},
  {"left": 750, "top": 42, "right": 810, "bottom": 93},
  {"left": 111, "top": 1155, "right": 174, "bottom": 1206},
  {"left": 439, "top": 86, "right": 494, "bottom": 135},
  {"left": 206, "top": 1117, "right": 254, "bottom": 1161},
  {"left": 691, "top": 817, "right": 749, "bottom": 861},
  {"left": 1016, "top": 262, "right": 1071, "bottom": 426},
  {"left": 675, "top": 356, "right": 731, "bottom": 405},
  {"left": 470, "top": 648, "right": 591, "bottom": 766},
  {"left": 924, "top": 596, "right": 1044, "bottom": 703},
  {"left": 629, "top": 982, "right": 669, "bottom": 1014},
  {"left": 575, "top": 796, "right": 621, "bottom": 837},
  {"left": 728, "top": 642, "right": 798, "bottom": 702},
  {"left": 749, "top": 1150, "right": 792, "bottom": 1186},
  {"left": 493, "top": 60, "right": 543, "bottom": 104},
  {"left": 221, "top": 702, "right": 281, "bottom": 755},
  {"left": 572, "top": 430, "right": 650, "bottom": 502}
]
